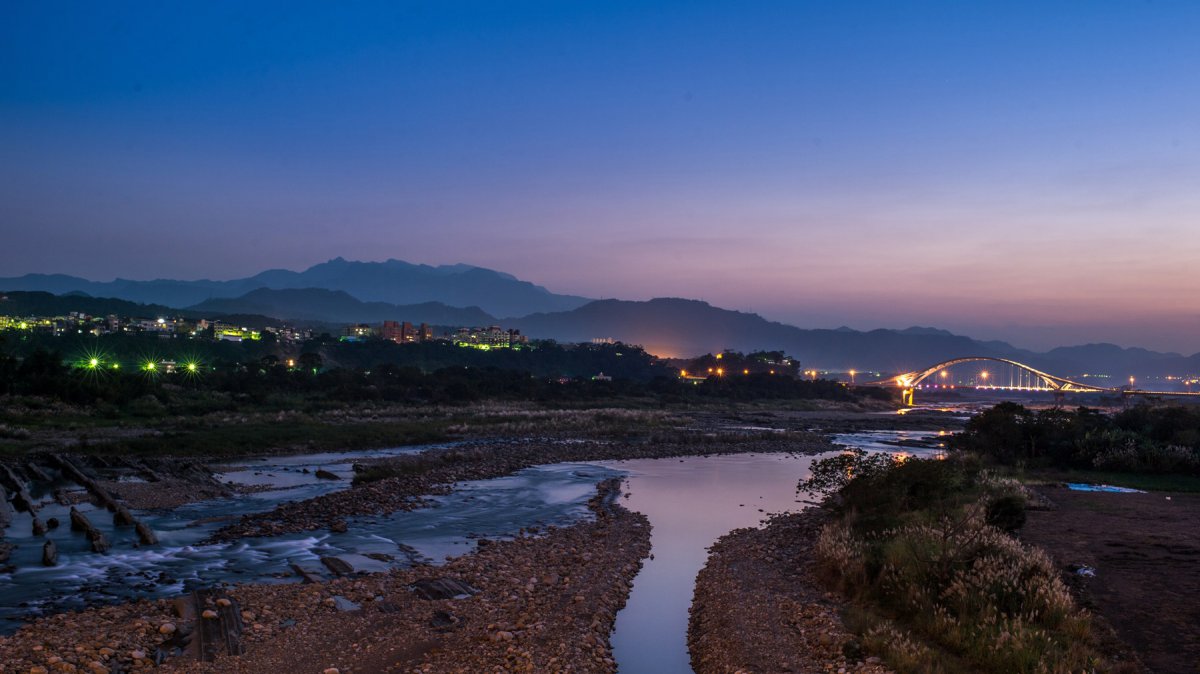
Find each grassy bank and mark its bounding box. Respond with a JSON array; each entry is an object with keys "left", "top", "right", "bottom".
[{"left": 805, "top": 452, "right": 1128, "bottom": 673}]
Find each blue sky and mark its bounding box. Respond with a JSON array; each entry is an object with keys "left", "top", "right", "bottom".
[{"left": 3, "top": 2, "right": 1200, "bottom": 351}]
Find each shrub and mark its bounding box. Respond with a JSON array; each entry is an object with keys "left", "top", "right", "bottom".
[
  {"left": 984, "top": 494, "right": 1026, "bottom": 533},
  {"left": 810, "top": 455, "right": 1106, "bottom": 673}
]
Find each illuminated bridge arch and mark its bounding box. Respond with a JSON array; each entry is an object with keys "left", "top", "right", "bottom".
[{"left": 879, "top": 356, "right": 1116, "bottom": 406}]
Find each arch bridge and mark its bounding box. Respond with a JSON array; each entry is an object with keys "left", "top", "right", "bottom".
[{"left": 873, "top": 356, "right": 1120, "bottom": 406}]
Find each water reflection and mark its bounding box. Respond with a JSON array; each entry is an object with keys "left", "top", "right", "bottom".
[{"left": 598, "top": 453, "right": 827, "bottom": 674}]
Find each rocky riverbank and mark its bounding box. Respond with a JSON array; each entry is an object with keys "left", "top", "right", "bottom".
[
  {"left": 0, "top": 478, "right": 651, "bottom": 673},
  {"left": 688, "top": 509, "right": 892, "bottom": 674},
  {"left": 210, "top": 431, "right": 832, "bottom": 541}
]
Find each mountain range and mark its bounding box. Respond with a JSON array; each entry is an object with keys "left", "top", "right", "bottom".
[
  {"left": 3, "top": 260, "right": 1198, "bottom": 377},
  {"left": 0, "top": 258, "right": 589, "bottom": 318},
  {"left": 189, "top": 288, "right": 494, "bottom": 326}
]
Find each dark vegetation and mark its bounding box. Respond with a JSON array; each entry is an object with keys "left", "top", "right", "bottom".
[
  {"left": 804, "top": 452, "right": 1117, "bottom": 673},
  {"left": 0, "top": 334, "right": 887, "bottom": 411},
  {"left": 952, "top": 402, "right": 1200, "bottom": 475}
]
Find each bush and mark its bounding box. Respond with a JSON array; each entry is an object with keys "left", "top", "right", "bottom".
[
  {"left": 809, "top": 454, "right": 1106, "bottom": 673},
  {"left": 984, "top": 494, "right": 1026, "bottom": 533}
]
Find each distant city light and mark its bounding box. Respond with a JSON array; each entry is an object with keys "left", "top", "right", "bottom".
[
  {"left": 88, "top": 358, "right": 99, "bottom": 368},
  {"left": 187, "top": 362, "right": 198, "bottom": 372}
]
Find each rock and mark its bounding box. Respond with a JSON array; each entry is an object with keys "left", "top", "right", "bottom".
[
  {"left": 158, "top": 623, "right": 176, "bottom": 635},
  {"left": 32, "top": 517, "right": 47, "bottom": 536},
  {"left": 329, "top": 520, "right": 348, "bottom": 533},
  {"left": 112, "top": 505, "right": 135, "bottom": 527},
  {"left": 46, "top": 517, "right": 60, "bottom": 529},
  {"left": 314, "top": 469, "right": 340, "bottom": 480},
  {"left": 320, "top": 556, "right": 354, "bottom": 576},
  {"left": 134, "top": 520, "right": 158, "bottom": 545},
  {"left": 216, "top": 598, "right": 232, "bottom": 608},
  {"left": 289, "top": 563, "right": 324, "bottom": 584},
  {"left": 42, "top": 539, "right": 58, "bottom": 566},
  {"left": 330, "top": 595, "right": 361, "bottom": 612},
  {"left": 202, "top": 609, "right": 218, "bottom": 619},
  {"left": 409, "top": 577, "right": 480, "bottom": 600},
  {"left": 30, "top": 666, "right": 49, "bottom": 674},
  {"left": 68, "top": 507, "right": 110, "bottom": 553},
  {"left": 322, "top": 669, "right": 340, "bottom": 674},
  {"left": 430, "top": 610, "right": 461, "bottom": 631}
]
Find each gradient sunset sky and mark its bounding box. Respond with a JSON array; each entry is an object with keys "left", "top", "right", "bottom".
[{"left": 3, "top": 2, "right": 1199, "bottom": 352}]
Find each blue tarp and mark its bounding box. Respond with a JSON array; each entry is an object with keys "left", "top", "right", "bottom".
[{"left": 1066, "top": 483, "right": 1145, "bottom": 493}]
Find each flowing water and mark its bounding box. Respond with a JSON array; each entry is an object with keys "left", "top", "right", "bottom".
[
  {"left": 1, "top": 428, "right": 945, "bottom": 672},
  {"left": 0, "top": 445, "right": 619, "bottom": 633}
]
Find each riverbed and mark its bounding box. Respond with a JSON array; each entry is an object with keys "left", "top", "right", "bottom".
[{"left": 0, "top": 444, "right": 620, "bottom": 633}]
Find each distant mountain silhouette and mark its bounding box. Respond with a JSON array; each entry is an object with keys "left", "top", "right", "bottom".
[
  {"left": 0, "top": 258, "right": 589, "bottom": 317},
  {"left": 509, "top": 298, "right": 1199, "bottom": 375},
  {"left": 4, "top": 281, "right": 1197, "bottom": 378},
  {"left": 189, "top": 288, "right": 495, "bottom": 325}
]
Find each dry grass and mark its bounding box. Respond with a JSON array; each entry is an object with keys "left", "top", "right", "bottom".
[{"left": 812, "top": 456, "right": 1116, "bottom": 673}]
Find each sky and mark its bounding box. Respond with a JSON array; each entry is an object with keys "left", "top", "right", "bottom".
[{"left": 3, "top": 1, "right": 1200, "bottom": 353}]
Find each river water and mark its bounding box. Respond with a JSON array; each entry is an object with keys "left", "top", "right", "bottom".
[
  {"left": 0, "top": 445, "right": 620, "bottom": 633},
  {"left": 0, "top": 428, "right": 945, "bottom": 672}
]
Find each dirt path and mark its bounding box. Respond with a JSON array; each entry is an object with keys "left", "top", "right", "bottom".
[{"left": 1022, "top": 486, "right": 1200, "bottom": 674}]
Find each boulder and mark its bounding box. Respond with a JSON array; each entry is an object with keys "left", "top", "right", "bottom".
[
  {"left": 409, "top": 577, "right": 480, "bottom": 600},
  {"left": 320, "top": 556, "right": 354, "bottom": 576}
]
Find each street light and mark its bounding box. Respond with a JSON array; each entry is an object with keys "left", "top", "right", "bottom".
[{"left": 849, "top": 369, "right": 856, "bottom": 384}]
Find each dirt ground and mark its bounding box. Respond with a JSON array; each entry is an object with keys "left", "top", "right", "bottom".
[{"left": 1022, "top": 485, "right": 1200, "bottom": 674}]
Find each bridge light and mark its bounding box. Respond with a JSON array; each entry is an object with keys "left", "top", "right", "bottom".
[{"left": 680, "top": 370, "right": 688, "bottom": 377}]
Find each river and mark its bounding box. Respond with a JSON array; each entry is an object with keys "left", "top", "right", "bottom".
[{"left": 1, "top": 428, "right": 945, "bottom": 672}]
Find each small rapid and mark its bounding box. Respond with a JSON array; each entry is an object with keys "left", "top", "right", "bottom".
[{"left": 0, "top": 444, "right": 619, "bottom": 633}]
